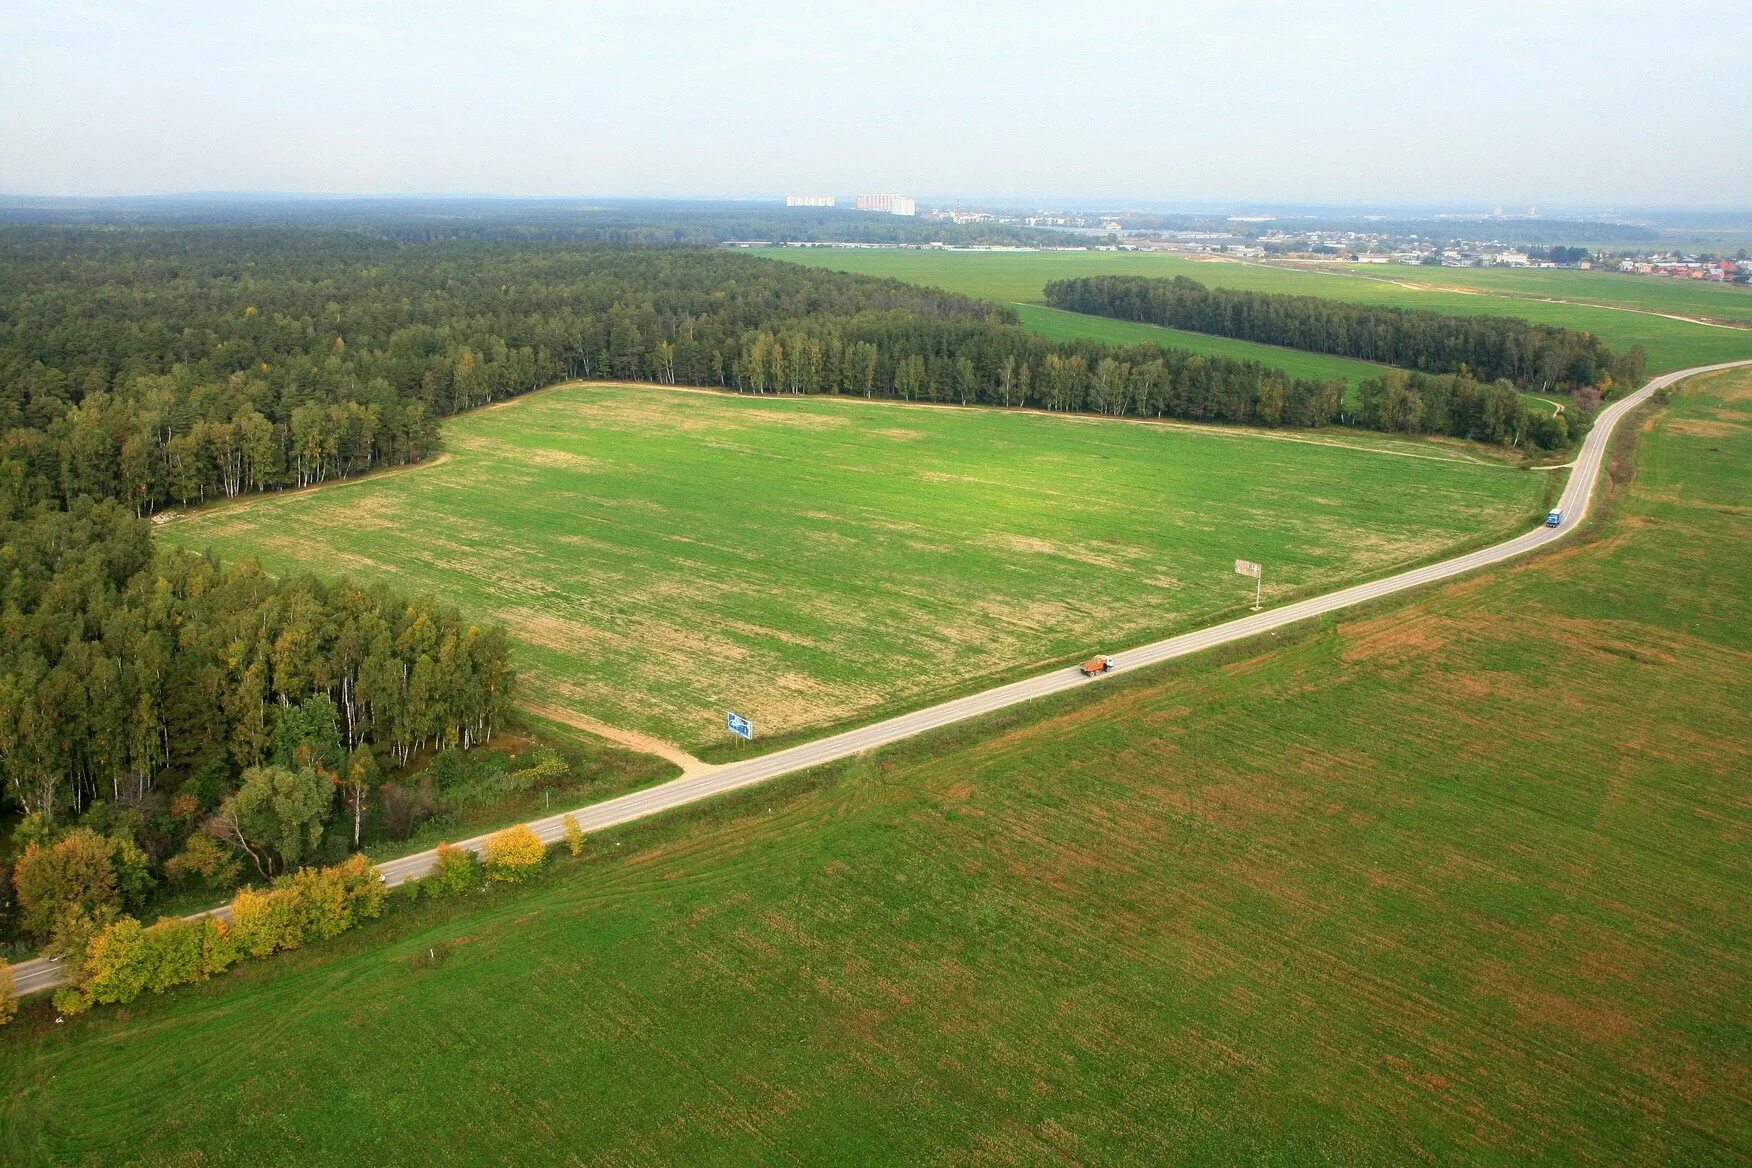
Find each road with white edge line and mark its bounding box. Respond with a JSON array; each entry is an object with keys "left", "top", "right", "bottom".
[{"left": 8, "top": 358, "right": 1747, "bottom": 1000}]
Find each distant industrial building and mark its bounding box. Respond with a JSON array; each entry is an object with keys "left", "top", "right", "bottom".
[
  {"left": 785, "top": 195, "right": 836, "bottom": 207},
  {"left": 855, "top": 193, "right": 916, "bottom": 216}
]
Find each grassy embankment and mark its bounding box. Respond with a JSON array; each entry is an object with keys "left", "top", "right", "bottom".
[
  {"left": 159, "top": 382, "right": 1544, "bottom": 754},
  {"left": 2, "top": 357, "right": 1746, "bottom": 1167},
  {"left": 759, "top": 248, "right": 1752, "bottom": 378}
]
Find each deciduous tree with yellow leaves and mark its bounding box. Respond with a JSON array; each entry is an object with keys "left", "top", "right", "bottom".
[{"left": 483, "top": 825, "right": 546, "bottom": 882}]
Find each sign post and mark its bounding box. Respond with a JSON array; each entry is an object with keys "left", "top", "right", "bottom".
[
  {"left": 726, "top": 711, "right": 754, "bottom": 744},
  {"left": 1234, "top": 559, "right": 1263, "bottom": 611}
]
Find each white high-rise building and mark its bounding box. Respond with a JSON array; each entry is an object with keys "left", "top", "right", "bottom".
[
  {"left": 786, "top": 195, "right": 836, "bottom": 207},
  {"left": 854, "top": 193, "right": 916, "bottom": 216}
]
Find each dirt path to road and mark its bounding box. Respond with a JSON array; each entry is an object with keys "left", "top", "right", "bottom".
[{"left": 521, "top": 700, "right": 711, "bottom": 774}]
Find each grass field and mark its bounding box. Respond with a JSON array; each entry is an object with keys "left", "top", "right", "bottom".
[
  {"left": 1012, "top": 302, "right": 1392, "bottom": 393},
  {"left": 758, "top": 248, "right": 1752, "bottom": 378},
  {"left": 158, "top": 382, "right": 1545, "bottom": 753},
  {"left": 4, "top": 364, "right": 1746, "bottom": 1167},
  {"left": 1319, "top": 262, "right": 1752, "bottom": 324}
]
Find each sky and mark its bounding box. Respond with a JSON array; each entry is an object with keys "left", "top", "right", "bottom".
[{"left": 3, "top": 0, "right": 1748, "bottom": 207}]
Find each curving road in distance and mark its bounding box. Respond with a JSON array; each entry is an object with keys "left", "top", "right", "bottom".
[{"left": 9, "top": 358, "right": 1746, "bottom": 999}]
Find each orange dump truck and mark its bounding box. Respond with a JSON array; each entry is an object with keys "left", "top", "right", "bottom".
[{"left": 1079, "top": 655, "right": 1114, "bottom": 677}]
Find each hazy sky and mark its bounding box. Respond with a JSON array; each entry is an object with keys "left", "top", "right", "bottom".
[{"left": 3, "top": 0, "right": 1748, "bottom": 206}]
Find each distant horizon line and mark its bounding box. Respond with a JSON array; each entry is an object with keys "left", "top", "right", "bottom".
[{"left": 2, "top": 191, "right": 1748, "bottom": 217}]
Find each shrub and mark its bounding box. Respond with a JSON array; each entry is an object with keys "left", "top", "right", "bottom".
[
  {"left": 275, "top": 854, "right": 386, "bottom": 941},
  {"left": 281, "top": 866, "right": 351, "bottom": 942},
  {"left": 562, "top": 814, "right": 586, "bottom": 858},
  {"left": 0, "top": 963, "right": 16, "bottom": 1027},
  {"left": 139, "top": 917, "right": 208, "bottom": 994},
  {"left": 164, "top": 833, "right": 242, "bottom": 891},
  {"left": 169, "top": 792, "right": 203, "bottom": 825},
  {"left": 42, "top": 858, "right": 382, "bottom": 1021},
  {"left": 379, "top": 778, "right": 436, "bottom": 841},
  {"left": 509, "top": 750, "right": 568, "bottom": 795},
  {"left": 13, "top": 828, "right": 122, "bottom": 939},
  {"left": 335, "top": 854, "right": 388, "bottom": 922},
  {"left": 50, "top": 911, "right": 235, "bottom": 1014},
  {"left": 425, "top": 747, "right": 568, "bottom": 809},
  {"left": 227, "top": 887, "right": 303, "bottom": 958},
  {"left": 82, "top": 916, "right": 149, "bottom": 1007},
  {"left": 483, "top": 825, "right": 546, "bottom": 882},
  {"left": 201, "top": 917, "right": 241, "bottom": 977},
  {"left": 420, "top": 844, "right": 479, "bottom": 898}
]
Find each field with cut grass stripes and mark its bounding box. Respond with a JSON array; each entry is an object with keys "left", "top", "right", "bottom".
[
  {"left": 158, "top": 382, "right": 1544, "bottom": 754},
  {"left": 4, "top": 366, "right": 1746, "bottom": 1166}
]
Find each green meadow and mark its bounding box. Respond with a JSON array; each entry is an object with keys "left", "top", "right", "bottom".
[
  {"left": 1336, "top": 261, "right": 1752, "bottom": 323},
  {"left": 158, "top": 382, "right": 1544, "bottom": 753},
  {"left": 4, "top": 363, "right": 1745, "bottom": 1168},
  {"left": 759, "top": 248, "right": 1752, "bottom": 376},
  {"left": 1011, "top": 302, "right": 1392, "bottom": 392}
]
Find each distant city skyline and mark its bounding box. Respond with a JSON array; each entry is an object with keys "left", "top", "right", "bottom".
[{"left": 4, "top": 1, "right": 1748, "bottom": 206}]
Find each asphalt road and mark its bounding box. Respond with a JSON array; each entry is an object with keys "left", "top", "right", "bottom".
[{"left": 8, "top": 359, "right": 1744, "bottom": 1000}]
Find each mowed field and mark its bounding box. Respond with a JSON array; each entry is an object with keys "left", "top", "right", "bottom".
[
  {"left": 1011, "top": 302, "right": 1392, "bottom": 392},
  {"left": 758, "top": 248, "right": 1752, "bottom": 376},
  {"left": 1322, "top": 261, "right": 1752, "bottom": 324},
  {"left": 4, "top": 365, "right": 1746, "bottom": 1167},
  {"left": 159, "top": 382, "right": 1545, "bottom": 753}
]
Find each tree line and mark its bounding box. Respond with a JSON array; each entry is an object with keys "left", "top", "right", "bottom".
[
  {"left": 715, "top": 316, "right": 1350, "bottom": 428},
  {"left": 1352, "top": 370, "right": 1580, "bottom": 448},
  {"left": 0, "top": 198, "right": 1064, "bottom": 248},
  {"left": 1, "top": 228, "right": 1395, "bottom": 521},
  {"left": 1043, "top": 274, "right": 1646, "bottom": 392},
  {"left": 708, "top": 316, "right": 1589, "bottom": 447},
  {"left": 6, "top": 817, "right": 561, "bottom": 1022}
]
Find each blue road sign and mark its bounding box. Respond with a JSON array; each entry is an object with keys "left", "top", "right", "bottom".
[{"left": 727, "top": 711, "right": 754, "bottom": 740}]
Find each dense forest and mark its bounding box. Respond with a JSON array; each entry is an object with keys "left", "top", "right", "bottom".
[
  {"left": 0, "top": 197, "right": 1063, "bottom": 248},
  {"left": 3, "top": 227, "right": 1586, "bottom": 528},
  {"left": 0, "top": 502, "right": 513, "bottom": 818},
  {"left": 0, "top": 499, "right": 512, "bottom": 953},
  {"left": 1043, "top": 274, "right": 1646, "bottom": 392}
]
